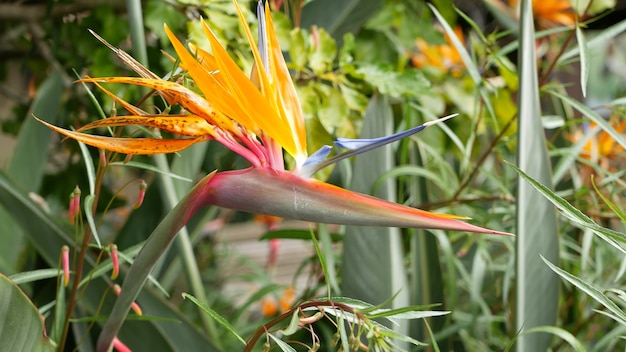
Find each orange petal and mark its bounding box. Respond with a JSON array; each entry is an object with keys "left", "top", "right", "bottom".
[
  {"left": 35, "top": 116, "right": 204, "bottom": 154},
  {"left": 78, "top": 77, "right": 232, "bottom": 129},
  {"left": 77, "top": 115, "right": 216, "bottom": 137},
  {"left": 261, "top": 2, "right": 307, "bottom": 160}
]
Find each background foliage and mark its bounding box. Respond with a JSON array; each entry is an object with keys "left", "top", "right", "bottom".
[{"left": 0, "top": 0, "right": 625, "bottom": 351}]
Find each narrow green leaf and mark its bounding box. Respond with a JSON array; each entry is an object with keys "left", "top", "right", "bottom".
[
  {"left": 337, "top": 315, "right": 350, "bottom": 352},
  {"left": 83, "top": 195, "right": 102, "bottom": 248},
  {"left": 318, "top": 224, "right": 340, "bottom": 295},
  {"left": 514, "top": 1, "right": 559, "bottom": 350},
  {"left": 428, "top": 4, "right": 497, "bottom": 124},
  {"left": 77, "top": 141, "right": 96, "bottom": 196},
  {"left": 550, "top": 90, "right": 626, "bottom": 151},
  {"left": 310, "top": 228, "right": 331, "bottom": 299},
  {"left": 542, "top": 256, "right": 626, "bottom": 325},
  {"left": 575, "top": 25, "right": 589, "bottom": 98},
  {"left": 507, "top": 161, "right": 626, "bottom": 247},
  {"left": 428, "top": 4, "right": 480, "bottom": 83},
  {"left": 591, "top": 176, "right": 626, "bottom": 222},
  {"left": 424, "top": 319, "right": 441, "bottom": 352},
  {"left": 268, "top": 333, "right": 297, "bottom": 352},
  {"left": 9, "top": 269, "right": 60, "bottom": 285},
  {"left": 525, "top": 326, "right": 586, "bottom": 352},
  {"left": 51, "top": 279, "right": 66, "bottom": 343},
  {"left": 559, "top": 18, "right": 626, "bottom": 64},
  {"left": 181, "top": 293, "right": 246, "bottom": 345},
  {"left": 108, "top": 161, "right": 192, "bottom": 182},
  {"left": 366, "top": 308, "right": 449, "bottom": 320}
]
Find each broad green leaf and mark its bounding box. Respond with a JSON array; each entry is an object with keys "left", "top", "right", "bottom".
[
  {"left": 0, "top": 274, "right": 55, "bottom": 351},
  {"left": 7, "top": 70, "right": 63, "bottom": 192},
  {"left": 300, "top": 0, "right": 384, "bottom": 43},
  {"left": 514, "top": 1, "right": 559, "bottom": 351},
  {"left": 342, "top": 95, "right": 410, "bottom": 344},
  {"left": 0, "top": 70, "right": 63, "bottom": 274},
  {"left": 356, "top": 64, "right": 430, "bottom": 98}
]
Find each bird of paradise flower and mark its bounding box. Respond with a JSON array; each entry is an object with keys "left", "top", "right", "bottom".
[
  {"left": 37, "top": 1, "right": 512, "bottom": 349},
  {"left": 38, "top": 2, "right": 509, "bottom": 236}
]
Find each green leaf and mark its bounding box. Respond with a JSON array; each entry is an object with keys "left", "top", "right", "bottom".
[
  {"left": 268, "top": 333, "right": 297, "bottom": 352},
  {"left": 282, "top": 311, "right": 301, "bottom": 336},
  {"left": 84, "top": 195, "right": 102, "bottom": 248},
  {"left": 300, "top": 0, "right": 384, "bottom": 44},
  {"left": 181, "top": 293, "right": 246, "bottom": 345},
  {"left": 549, "top": 90, "right": 626, "bottom": 151},
  {"left": 0, "top": 274, "right": 56, "bottom": 351},
  {"left": 366, "top": 308, "right": 449, "bottom": 320},
  {"left": 542, "top": 256, "right": 626, "bottom": 325},
  {"left": 9, "top": 269, "right": 60, "bottom": 285},
  {"left": 289, "top": 28, "right": 308, "bottom": 70},
  {"left": 514, "top": 1, "right": 559, "bottom": 351},
  {"left": 8, "top": 70, "right": 63, "bottom": 192},
  {"left": 591, "top": 177, "right": 626, "bottom": 222},
  {"left": 507, "top": 161, "right": 626, "bottom": 247},
  {"left": 524, "top": 326, "right": 586, "bottom": 352},
  {"left": 559, "top": 18, "right": 626, "bottom": 64},
  {"left": 575, "top": 25, "right": 589, "bottom": 98},
  {"left": 108, "top": 161, "right": 193, "bottom": 182},
  {"left": 341, "top": 95, "right": 410, "bottom": 344},
  {"left": 356, "top": 64, "right": 430, "bottom": 98},
  {"left": 308, "top": 27, "right": 337, "bottom": 75},
  {"left": 0, "top": 70, "right": 64, "bottom": 274},
  {"left": 0, "top": 171, "right": 217, "bottom": 350},
  {"left": 310, "top": 227, "right": 332, "bottom": 298},
  {"left": 77, "top": 141, "right": 97, "bottom": 196}
]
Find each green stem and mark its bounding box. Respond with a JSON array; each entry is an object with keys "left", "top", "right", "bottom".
[
  {"left": 153, "top": 154, "right": 221, "bottom": 343},
  {"left": 96, "top": 172, "right": 216, "bottom": 351}
]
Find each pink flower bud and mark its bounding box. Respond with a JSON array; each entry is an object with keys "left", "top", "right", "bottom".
[
  {"left": 132, "top": 180, "right": 147, "bottom": 210},
  {"left": 112, "top": 337, "right": 131, "bottom": 352},
  {"left": 61, "top": 245, "right": 70, "bottom": 287},
  {"left": 311, "top": 26, "right": 319, "bottom": 50},
  {"left": 99, "top": 149, "right": 107, "bottom": 166},
  {"left": 112, "top": 284, "right": 143, "bottom": 316},
  {"left": 68, "top": 193, "right": 76, "bottom": 224},
  {"left": 110, "top": 244, "right": 119, "bottom": 280},
  {"left": 69, "top": 186, "right": 81, "bottom": 224}
]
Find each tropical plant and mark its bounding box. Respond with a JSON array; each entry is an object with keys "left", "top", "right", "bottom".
[{"left": 0, "top": 0, "right": 624, "bottom": 351}]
